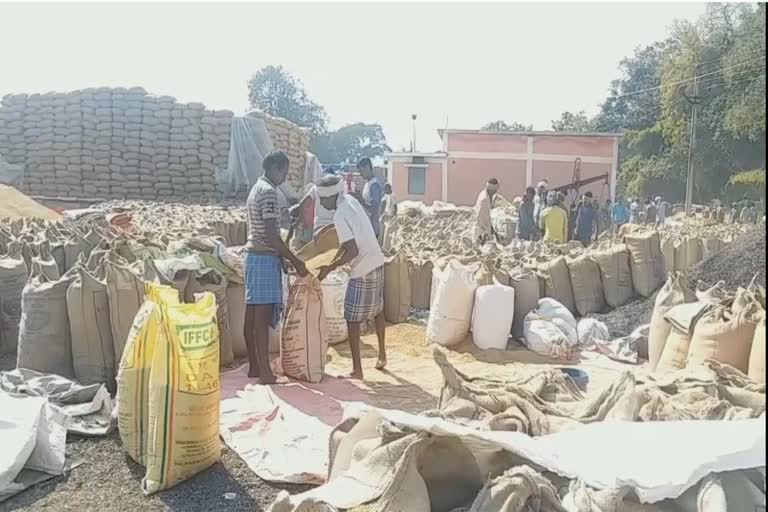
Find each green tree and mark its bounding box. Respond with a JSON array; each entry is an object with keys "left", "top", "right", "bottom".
[
  {"left": 480, "top": 120, "right": 533, "bottom": 131},
  {"left": 247, "top": 65, "right": 328, "bottom": 135},
  {"left": 310, "top": 123, "right": 391, "bottom": 164},
  {"left": 550, "top": 111, "right": 594, "bottom": 132}
]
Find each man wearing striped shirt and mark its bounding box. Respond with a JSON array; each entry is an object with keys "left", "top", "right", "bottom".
[{"left": 244, "top": 150, "right": 307, "bottom": 384}]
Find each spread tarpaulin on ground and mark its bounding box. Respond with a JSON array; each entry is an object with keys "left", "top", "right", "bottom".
[{"left": 266, "top": 349, "right": 765, "bottom": 512}]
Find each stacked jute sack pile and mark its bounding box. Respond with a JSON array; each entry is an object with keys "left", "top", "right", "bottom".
[
  {"left": 247, "top": 110, "right": 309, "bottom": 198},
  {"left": 648, "top": 272, "right": 766, "bottom": 383}
]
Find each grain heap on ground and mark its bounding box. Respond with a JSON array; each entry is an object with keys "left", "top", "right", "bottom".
[
  {"left": 0, "top": 88, "right": 310, "bottom": 201},
  {"left": 0, "top": 184, "right": 61, "bottom": 220}
]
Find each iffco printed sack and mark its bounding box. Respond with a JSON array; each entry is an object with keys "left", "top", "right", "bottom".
[{"left": 116, "top": 283, "right": 221, "bottom": 495}]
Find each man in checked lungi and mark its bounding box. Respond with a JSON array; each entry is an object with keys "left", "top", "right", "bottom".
[
  {"left": 245, "top": 150, "right": 308, "bottom": 384},
  {"left": 315, "top": 174, "right": 387, "bottom": 380}
]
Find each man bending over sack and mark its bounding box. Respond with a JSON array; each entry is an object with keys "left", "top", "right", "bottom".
[
  {"left": 315, "top": 174, "right": 387, "bottom": 380},
  {"left": 245, "top": 150, "right": 308, "bottom": 384}
]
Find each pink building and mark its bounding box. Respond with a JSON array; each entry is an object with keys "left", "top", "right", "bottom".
[{"left": 386, "top": 129, "right": 621, "bottom": 206}]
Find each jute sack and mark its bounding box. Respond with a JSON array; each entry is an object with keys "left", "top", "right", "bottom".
[
  {"left": 185, "top": 268, "right": 234, "bottom": 367},
  {"left": 281, "top": 275, "right": 327, "bottom": 383},
  {"left": 590, "top": 244, "right": 633, "bottom": 308},
  {"left": 226, "top": 283, "right": 247, "bottom": 358},
  {"left": 566, "top": 255, "right": 605, "bottom": 316},
  {"left": 748, "top": 312, "right": 765, "bottom": 383},
  {"left": 33, "top": 241, "right": 61, "bottom": 281},
  {"left": 144, "top": 258, "right": 190, "bottom": 302},
  {"left": 687, "top": 300, "right": 760, "bottom": 373},
  {"left": 656, "top": 301, "right": 710, "bottom": 373},
  {"left": 142, "top": 291, "right": 220, "bottom": 494},
  {"left": 296, "top": 226, "right": 339, "bottom": 262},
  {"left": 408, "top": 258, "right": 433, "bottom": 310},
  {"left": 508, "top": 269, "right": 540, "bottom": 340},
  {"left": 67, "top": 265, "right": 116, "bottom": 391},
  {"left": 106, "top": 260, "right": 146, "bottom": 367},
  {"left": 701, "top": 237, "right": 722, "bottom": 261},
  {"left": 661, "top": 237, "right": 675, "bottom": 276},
  {"left": 648, "top": 273, "right": 696, "bottom": 371},
  {"left": 538, "top": 256, "right": 576, "bottom": 314},
  {"left": 17, "top": 262, "right": 76, "bottom": 378},
  {"left": 384, "top": 252, "right": 411, "bottom": 324},
  {"left": 625, "top": 230, "right": 664, "bottom": 298},
  {"left": 0, "top": 242, "right": 27, "bottom": 354},
  {"left": 674, "top": 237, "right": 702, "bottom": 272}
]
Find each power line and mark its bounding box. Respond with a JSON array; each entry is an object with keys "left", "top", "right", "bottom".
[{"left": 610, "top": 54, "right": 766, "bottom": 100}]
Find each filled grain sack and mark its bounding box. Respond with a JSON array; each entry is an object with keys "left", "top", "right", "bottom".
[
  {"left": 701, "top": 237, "right": 722, "bottom": 261},
  {"left": 427, "top": 260, "right": 479, "bottom": 347},
  {"left": 538, "top": 256, "right": 576, "bottom": 314},
  {"left": 687, "top": 300, "right": 760, "bottom": 373},
  {"left": 408, "top": 258, "right": 433, "bottom": 310},
  {"left": 674, "top": 237, "right": 702, "bottom": 272},
  {"left": 144, "top": 258, "right": 191, "bottom": 301},
  {"left": 523, "top": 308, "right": 573, "bottom": 360},
  {"left": 536, "top": 297, "right": 578, "bottom": 346},
  {"left": 576, "top": 318, "right": 610, "bottom": 346},
  {"left": 186, "top": 268, "right": 234, "bottom": 367},
  {"left": 0, "top": 242, "right": 27, "bottom": 354},
  {"left": 508, "top": 269, "right": 540, "bottom": 340},
  {"left": 625, "top": 230, "right": 665, "bottom": 298},
  {"left": 64, "top": 232, "right": 92, "bottom": 272},
  {"left": 296, "top": 226, "right": 339, "bottom": 261},
  {"left": 67, "top": 265, "right": 116, "bottom": 391},
  {"left": 383, "top": 252, "right": 411, "bottom": 324},
  {"left": 281, "top": 275, "right": 327, "bottom": 383},
  {"left": 429, "top": 256, "right": 453, "bottom": 311},
  {"left": 748, "top": 312, "right": 765, "bottom": 383},
  {"left": 648, "top": 273, "right": 696, "bottom": 370},
  {"left": 660, "top": 237, "right": 675, "bottom": 276},
  {"left": 590, "top": 244, "right": 633, "bottom": 308},
  {"left": 17, "top": 262, "right": 76, "bottom": 378},
  {"left": 32, "top": 241, "right": 61, "bottom": 281},
  {"left": 471, "top": 284, "right": 514, "bottom": 350},
  {"left": 226, "top": 282, "right": 247, "bottom": 358},
  {"left": 106, "top": 260, "right": 146, "bottom": 366},
  {"left": 321, "top": 269, "right": 349, "bottom": 346},
  {"left": 656, "top": 301, "right": 710, "bottom": 373},
  {"left": 566, "top": 255, "right": 605, "bottom": 316}
]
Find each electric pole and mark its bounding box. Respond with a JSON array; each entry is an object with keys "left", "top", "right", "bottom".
[
  {"left": 684, "top": 69, "right": 704, "bottom": 216},
  {"left": 411, "top": 114, "right": 417, "bottom": 153}
]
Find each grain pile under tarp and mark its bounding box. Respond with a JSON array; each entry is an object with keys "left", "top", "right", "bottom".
[
  {"left": 267, "top": 349, "right": 765, "bottom": 512},
  {"left": 0, "top": 184, "right": 60, "bottom": 220}
]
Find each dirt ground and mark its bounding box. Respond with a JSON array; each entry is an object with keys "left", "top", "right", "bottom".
[{"left": 0, "top": 323, "right": 636, "bottom": 512}]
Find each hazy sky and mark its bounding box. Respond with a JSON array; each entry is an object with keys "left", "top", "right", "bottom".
[{"left": 0, "top": 2, "right": 706, "bottom": 152}]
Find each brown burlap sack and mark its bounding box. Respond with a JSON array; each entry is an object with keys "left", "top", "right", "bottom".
[
  {"left": 688, "top": 301, "right": 760, "bottom": 373},
  {"left": 625, "top": 230, "right": 664, "bottom": 298},
  {"left": 648, "top": 273, "right": 696, "bottom": 371},
  {"left": 590, "top": 244, "right": 633, "bottom": 308},
  {"left": 660, "top": 238, "right": 675, "bottom": 280},
  {"left": 105, "top": 260, "right": 145, "bottom": 367},
  {"left": 538, "top": 256, "right": 576, "bottom": 314},
  {"left": 67, "top": 265, "right": 116, "bottom": 391},
  {"left": 186, "top": 268, "right": 234, "bottom": 367},
  {"left": 508, "top": 269, "right": 540, "bottom": 340},
  {"left": 384, "top": 252, "right": 411, "bottom": 324},
  {"left": 566, "top": 255, "right": 605, "bottom": 316},
  {"left": 748, "top": 312, "right": 765, "bottom": 383},
  {"left": 408, "top": 258, "right": 433, "bottom": 310},
  {"left": 0, "top": 242, "right": 27, "bottom": 354}
]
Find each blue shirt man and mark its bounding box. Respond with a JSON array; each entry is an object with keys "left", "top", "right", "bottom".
[{"left": 356, "top": 157, "right": 384, "bottom": 238}]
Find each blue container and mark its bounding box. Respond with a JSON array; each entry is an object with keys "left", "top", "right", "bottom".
[{"left": 560, "top": 367, "right": 589, "bottom": 390}]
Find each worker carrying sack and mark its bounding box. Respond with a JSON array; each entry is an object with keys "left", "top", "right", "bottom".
[
  {"left": 281, "top": 275, "right": 328, "bottom": 383},
  {"left": 428, "top": 260, "right": 479, "bottom": 347}
]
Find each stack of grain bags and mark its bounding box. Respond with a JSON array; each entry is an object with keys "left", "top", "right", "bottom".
[
  {"left": 0, "top": 88, "right": 234, "bottom": 200},
  {"left": 648, "top": 273, "right": 765, "bottom": 383}
]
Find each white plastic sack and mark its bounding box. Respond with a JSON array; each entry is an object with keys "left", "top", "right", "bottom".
[
  {"left": 576, "top": 318, "right": 610, "bottom": 346},
  {"left": 471, "top": 285, "right": 514, "bottom": 350},
  {"left": 535, "top": 298, "right": 578, "bottom": 346},
  {"left": 427, "top": 260, "right": 478, "bottom": 346},
  {"left": 321, "top": 270, "right": 349, "bottom": 346},
  {"left": 522, "top": 312, "right": 573, "bottom": 360}
]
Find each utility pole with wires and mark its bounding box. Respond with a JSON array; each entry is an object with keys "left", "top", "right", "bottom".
[{"left": 684, "top": 67, "right": 704, "bottom": 216}]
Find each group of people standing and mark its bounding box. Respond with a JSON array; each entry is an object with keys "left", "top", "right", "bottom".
[{"left": 244, "top": 153, "right": 393, "bottom": 383}]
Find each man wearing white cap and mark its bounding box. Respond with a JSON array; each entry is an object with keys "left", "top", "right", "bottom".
[
  {"left": 533, "top": 180, "right": 549, "bottom": 234},
  {"left": 315, "top": 174, "right": 387, "bottom": 380}
]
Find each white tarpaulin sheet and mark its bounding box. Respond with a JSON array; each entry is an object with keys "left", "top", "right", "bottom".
[{"left": 220, "top": 116, "right": 274, "bottom": 193}]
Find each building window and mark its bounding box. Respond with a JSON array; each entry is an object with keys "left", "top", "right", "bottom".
[{"left": 407, "top": 166, "right": 426, "bottom": 195}]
